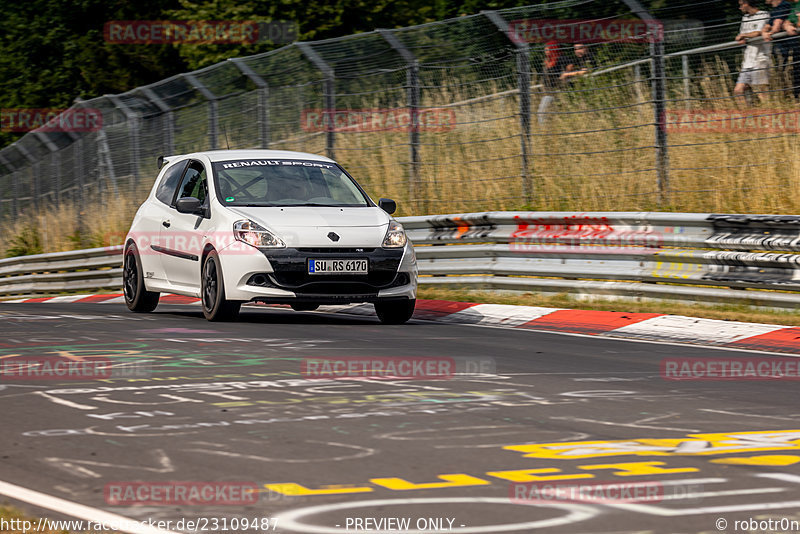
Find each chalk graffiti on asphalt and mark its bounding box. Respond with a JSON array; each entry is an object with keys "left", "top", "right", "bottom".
[{"left": 504, "top": 430, "right": 800, "bottom": 459}]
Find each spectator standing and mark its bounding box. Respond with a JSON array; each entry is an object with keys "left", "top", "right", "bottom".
[
  {"left": 560, "top": 43, "right": 595, "bottom": 84},
  {"left": 735, "top": 0, "right": 772, "bottom": 104},
  {"left": 537, "top": 41, "right": 570, "bottom": 124},
  {"left": 778, "top": 0, "right": 800, "bottom": 98},
  {"left": 783, "top": 0, "right": 800, "bottom": 33}
]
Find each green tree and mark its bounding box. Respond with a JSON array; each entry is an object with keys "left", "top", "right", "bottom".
[{"left": 0, "top": 0, "right": 186, "bottom": 146}]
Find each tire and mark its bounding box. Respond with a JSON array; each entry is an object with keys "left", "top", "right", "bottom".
[
  {"left": 290, "top": 303, "right": 320, "bottom": 312},
  {"left": 123, "top": 242, "right": 160, "bottom": 312},
  {"left": 374, "top": 299, "right": 415, "bottom": 325},
  {"left": 201, "top": 250, "right": 241, "bottom": 321}
]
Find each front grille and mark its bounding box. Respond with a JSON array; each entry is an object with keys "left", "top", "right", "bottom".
[
  {"left": 297, "top": 247, "right": 376, "bottom": 253},
  {"left": 250, "top": 247, "right": 406, "bottom": 294},
  {"left": 248, "top": 271, "right": 409, "bottom": 292}
]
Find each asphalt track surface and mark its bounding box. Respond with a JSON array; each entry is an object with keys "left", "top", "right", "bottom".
[{"left": 1, "top": 301, "right": 799, "bottom": 534}]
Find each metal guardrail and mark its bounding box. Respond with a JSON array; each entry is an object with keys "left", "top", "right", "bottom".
[
  {"left": 0, "top": 245, "right": 123, "bottom": 297},
  {"left": 2, "top": 213, "right": 800, "bottom": 308},
  {"left": 404, "top": 211, "right": 800, "bottom": 309}
]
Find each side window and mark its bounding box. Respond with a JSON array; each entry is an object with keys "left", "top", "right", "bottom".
[
  {"left": 155, "top": 161, "right": 187, "bottom": 206},
  {"left": 176, "top": 161, "right": 208, "bottom": 205}
]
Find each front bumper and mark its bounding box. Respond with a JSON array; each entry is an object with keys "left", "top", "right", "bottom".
[{"left": 219, "top": 242, "right": 417, "bottom": 303}]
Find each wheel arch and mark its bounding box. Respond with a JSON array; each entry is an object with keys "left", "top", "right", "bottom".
[{"left": 201, "top": 243, "right": 216, "bottom": 266}]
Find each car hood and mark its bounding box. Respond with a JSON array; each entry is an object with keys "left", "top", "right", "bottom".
[{"left": 227, "top": 206, "right": 391, "bottom": 247}]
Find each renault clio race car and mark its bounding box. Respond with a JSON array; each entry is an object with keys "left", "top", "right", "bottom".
[{"left": 123, "top": 150, "right": 417, "bottom": 322}]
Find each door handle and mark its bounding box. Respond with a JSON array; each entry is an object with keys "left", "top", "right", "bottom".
[{"left": 162, "top": 220, "right": 171, "bottom": 228}]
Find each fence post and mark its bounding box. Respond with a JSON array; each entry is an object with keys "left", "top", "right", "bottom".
[
  {"left": 74, "top": 137, "right": 86, "bottom": 245},
  {"left": 95, "top": 134, "right": 106, "bottom": 202},
  {"left": 0, "top": 154, "right": 18, "bottom": 218},
  {"left": 34, "top": 132, "right": 59, "bottom": 207},
  {"left": 230, "top": 58, "right": 271, "bottom": 149},
  {"left": 14, "top": 144, "right": 38, "bottom": 212},
  {"left": 141, "top": 87, "right": 175, "bottom": 154},
  {"left": 108, "top": 95, "right": 140, "bottom": 185},
  {"left": 484, "top": 10, "right": 533, "bottom": 205},
  {"left": 13, "top": 170, "right": 20, "bottom": 217},
  {"left": 622, "top": 0, "right": 669, "bottom": 205},
  {"left": 96, "top": 129, "right": 119, "bottom": 197},
  {"left": 682, "top": 54, "right": 690, "bottom": 109},
  {"left": 33, "top": 163, "right": 41, "bottom": 212},
  {"left": 652, "top": 35, "right": 669, "bottom": 204},
  {"left": 184, "top": 74, "right": 218, "bottom": 150},
  {"left": 379, "top": 29, "right": 424, "bottom": 212},
  {"left": 54, "top": 151, "right": 61, "bottom": 207},
  {"left": 297, "top": 42, "right": 335, "bottom": 159}
]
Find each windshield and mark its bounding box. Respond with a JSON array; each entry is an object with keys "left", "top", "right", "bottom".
[{"left": 211, "top": 159, "right": 371, "bottom": 207}]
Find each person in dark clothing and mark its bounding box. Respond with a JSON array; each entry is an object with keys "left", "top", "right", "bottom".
[
  {"left": 542, "top": 41, "right": 570, "bottom": 89},
  {"left": 560, "top": 43, "right": 595, "bottom": 83},
  {"left": 537, "top": 41, "right": 570, "bottom": 124},
  {"left": 763, "top": 0, "right": 800, "bottom": 98}
]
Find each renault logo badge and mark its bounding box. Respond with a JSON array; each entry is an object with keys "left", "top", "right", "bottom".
[{"left": 327, "top": 232, "right": 340, "bottom": 242}]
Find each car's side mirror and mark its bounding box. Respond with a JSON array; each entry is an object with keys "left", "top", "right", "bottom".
[
  {"left": 175, "top": 197, "right": 204, "bottom": 215},
  {"left": 378, "top": 198, "right": 397, "bottom": 214}
]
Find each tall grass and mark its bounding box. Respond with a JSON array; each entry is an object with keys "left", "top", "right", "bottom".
[{"left": 0, "top": 189, "right": 145, "bottom": 258}]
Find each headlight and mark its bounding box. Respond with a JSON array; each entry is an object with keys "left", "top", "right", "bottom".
[
  {"left": 382, "top": 220, "right": 407, "bottom": 248},
  {"left": 234, "top": 220, "right": 285, "bottom": 249}
]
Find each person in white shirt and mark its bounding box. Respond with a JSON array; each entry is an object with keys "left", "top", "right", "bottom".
[{"left": 735, "top": 0, "right": 773, "bottom": 104}]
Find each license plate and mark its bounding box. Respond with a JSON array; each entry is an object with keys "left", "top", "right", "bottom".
[{"left": 309, "top": 259, "right": 368, "bottom": 274}]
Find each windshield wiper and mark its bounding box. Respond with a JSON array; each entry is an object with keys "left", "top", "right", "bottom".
[{"left": 293, "top": 203, "right": 367, "bottom": 207}]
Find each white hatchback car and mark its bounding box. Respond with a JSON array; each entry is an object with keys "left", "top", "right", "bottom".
[{"left": 123, "top": 150, "right": 417, "bottom": 322}]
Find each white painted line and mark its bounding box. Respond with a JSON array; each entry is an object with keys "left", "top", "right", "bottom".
[
  {"left": 43, "top": 295, "right": 91, "bottom": 303},
  {"left": 604, "top": 492, "right": 797, "bottom": 517},
  {"left": 758, "top": 473, "right": 800, "bottom": 484},
  {"left": 609, "top": 315, "right": 785, "bottom": 344},
  {"left": 657, "top": 478, "right": 727, "bottom": 486},
  {"left": 275, "top": 496, "right": 598, "bottom": 533},
  {"left": 99, "top": 296, "right": 127, "bottom": 304},
  {"left": 34, "top": 391, "right": 97, "bottom": 411},
  {"left": 442, "top": 304, "right": 562, "bottom": 326},
  {"left": 0, "top": 479, "right": 180, "bottom": 534},
  {"left": 656, "top": 487, "right": 784, "bottom": 501}
]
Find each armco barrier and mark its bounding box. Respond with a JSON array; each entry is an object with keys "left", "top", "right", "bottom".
[
  {"left": 0, "top": 244, "right": 123, "bottom": 297},
  {"left": 2, "top": 212, "right": 800, "bottom": 308}
]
